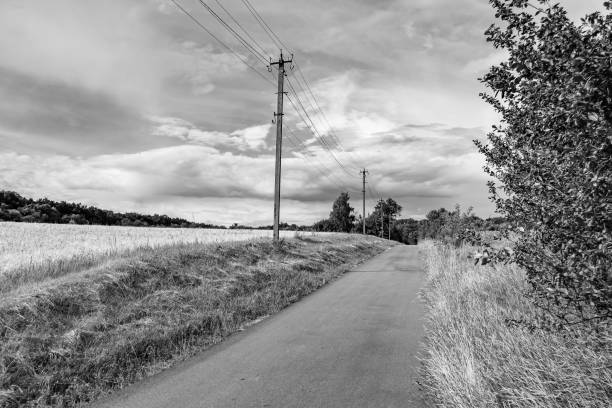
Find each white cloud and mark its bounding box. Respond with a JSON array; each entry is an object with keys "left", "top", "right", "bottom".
[
  {"left": 403, "top": 21, "right": 416, "bottom": 38},
  {"left": 0, "top": 119, "right": 495, "bottom": 225},
  {"left": 423, "top": 33, "right": 434, "bottom": 50},
  {"left": 151, "top": 117, "right": 271, "bottom": 152},
  {"left": 231, "top": 124, "right": 270, "bottom": 151}
]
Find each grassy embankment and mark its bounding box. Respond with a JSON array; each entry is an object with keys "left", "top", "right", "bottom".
[
  {"left": 0, "top": 221, "right": 302, "bottom": 295},
  {"left": 420, "top": 241, "right": 611, "bottom": 408},
  {"left": 0, "top": 234, "right": 394, "bottom": 407}
]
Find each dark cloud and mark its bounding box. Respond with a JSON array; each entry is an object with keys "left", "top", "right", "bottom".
[{"left": 0, "top": 66, "right": 176, "bottom": 155}]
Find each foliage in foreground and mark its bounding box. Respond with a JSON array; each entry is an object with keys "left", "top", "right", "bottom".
[
  {"left": 477, "top": 0, "right": 611, "bottom": 324},
  {"left": 0, "top": 235, "right": 392, "bottom": 407},
  {"left": 420, "top": 242, "right": 611, "bottom": 408}
]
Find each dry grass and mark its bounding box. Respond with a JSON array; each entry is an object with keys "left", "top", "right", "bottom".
[
  {"left": 0, "top": 222, "right": 333, "bottom": 294},
  {"left": 0, "top": 234, "right": 393, "bottom": 407},
  {"left": 420, "top": 241, "right": 611, "bottom": 408}
]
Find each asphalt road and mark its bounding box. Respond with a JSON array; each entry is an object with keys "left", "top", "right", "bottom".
[{"left": 94, "top": 245, "right": 427, "bottom": 408}]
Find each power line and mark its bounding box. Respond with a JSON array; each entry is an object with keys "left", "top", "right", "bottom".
[
  {"left": 286, "top": 77, "right": 334, "bottom": 150},
  {"left": 285, "top": 125, "right": 358, "bottom": 192},
  {"left": 235, "top": 0, "right": 364, "bottom": 179},
  {"left": 236, "top": 0, "right": 360, "bottom": 173},
  {"left": 213, "top": 0, "right": 271, "bottom": 58},
  {"left": 293, "top": 64, "right": 343, "bottom": 150},
  {"left": 285, "top": 75, "right": 362, "bottom": 175},
  {"left": 171, "top": 1, "right": 366, "bottom": 234},
  {"left": 285, "top": 79, "right": 355, "bottom": 174},
  {"left": 169, "top": 0, "right": 275, "bottom": 86},
  {"left": 284, "top": 143, "right": 360, "bottom": 195},
  {"left": 292, "top": 62, "right": 363, "bottom": 171},
  {"left": 241, "top": 0, "right": 282, "bottom": 50},
  {"left": 287, "top": 80, "right": 340, "bottom": 157},
  {"left": 194, "top": 0, "right": 269, "bottom": 64},
  {"left": 241, "top": 0, "right": 292, "bottom": 53},
  {"left": 289, "top": 66, "right": 340, "bottom": 150},
  {"left": 285, "top": 91, "right": 357, "bottom": 179},
  {"left": 285, "top": 124, "right": 351, "bottom": 186}
]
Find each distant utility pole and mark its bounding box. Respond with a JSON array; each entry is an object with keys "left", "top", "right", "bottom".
[
  {"left": 360, "top": 169, "right": 368, "bottom": 234},
  {"left": 388, "top": 215, "right": 392, "bottom": 240},
  {"left": 379, "top": 198, "right": 384, "bottom": 238},
  {"left": 270, "top": 52, "right": 292, "bottom": 243}
]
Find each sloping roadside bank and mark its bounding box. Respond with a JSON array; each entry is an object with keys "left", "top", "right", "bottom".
[
  {"left": 419, "top": 242, "right": 611, "bottom": 408},
  {"left": 0, "top": 234, "right": 394, "bottom": 407}
]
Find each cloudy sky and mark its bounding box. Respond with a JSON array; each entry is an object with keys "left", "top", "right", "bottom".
[{"left": 0, "top": 0, "right": 605, "bottom": 225}]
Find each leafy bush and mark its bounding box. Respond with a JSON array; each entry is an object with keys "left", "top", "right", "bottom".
[{"left": 476, "top": 0, "right": 611, "bottom": 325}]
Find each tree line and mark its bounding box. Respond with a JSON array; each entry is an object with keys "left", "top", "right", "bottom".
[
  {"left": 2, "top": 189, "right": 505, "bottom": 239},
  {"left": 0, "top": 190, "right": 224, "bottom": 228},
  {"left": 312, "top": 192, "right": 506, "bottom": 244}
]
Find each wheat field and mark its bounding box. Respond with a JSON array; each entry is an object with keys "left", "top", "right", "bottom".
[{"left": 0, "top": 222, "right": 321, "bottom": 293}]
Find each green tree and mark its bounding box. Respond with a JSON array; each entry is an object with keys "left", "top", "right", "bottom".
[
  {"left": 366, "top": 198, "right": 402, "bottom": 237},
  {"left": 476, "top": 0, "right": 611, "bottom": 325},
  {"left": 393, "top": 218, "right": 419, "bottom": 244},
  {"left": 329, "top": 192, "right": 355, "bottom": 233},
  {"left": 417, "top": 205, "right": 481, "bottom": 244}
]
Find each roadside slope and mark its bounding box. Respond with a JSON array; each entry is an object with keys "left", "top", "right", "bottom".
[
  {"left": 0, "top": 235, "right": 393, "bottom": 407},
  {"left": 94, "top": 245, "right": 426, "bottom": 408},
  {"left": 420, "top": 242, "right": 611, "bottom": 407}
]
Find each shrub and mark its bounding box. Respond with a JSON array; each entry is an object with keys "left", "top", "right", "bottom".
[{"left": 476, "top": 0, "right": 612, "bottom": 326}]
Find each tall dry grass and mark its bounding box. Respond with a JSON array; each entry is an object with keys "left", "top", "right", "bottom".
[{"left": 420, "top": 241, "right": 611, "bottom": 408}]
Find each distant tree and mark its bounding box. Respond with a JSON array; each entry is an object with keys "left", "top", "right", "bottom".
[
  {"left": 6, "top": 209, "right": 22, "bottom": 222},
  {"left": 366, "top": 198, "right": 402, "bottom": 237},
  {"left": 393, "top": 218, "right": 419, "bottom": 244},
  {"left": 419, "top": 208, "right": 451, "bottom": 239},
  {"left": 476, "top": 0, "right": 611, "bottom": 325},
  {"left": 418, "top": 205, "right": 480, "bottom": 244},
  {"left": 0, "top": 190, "right": 227, "bottom": 229},
  {"left": 328, "top": 192, "right": 356, "bottom": 233},
  {"left": 313, "top": 218, "right": 335, "bottom": 232}
]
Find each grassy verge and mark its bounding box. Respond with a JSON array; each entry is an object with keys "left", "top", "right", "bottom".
[
  {"left": 0, "top": 234, "right": 393, "bottom": 407},
  {"left": 420, "top": 241, "right": 611, "bottom": 408}
]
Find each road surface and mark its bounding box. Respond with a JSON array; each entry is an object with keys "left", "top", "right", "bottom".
[{"left": 93, "top": 245, "right": 427, "bottom": 408}]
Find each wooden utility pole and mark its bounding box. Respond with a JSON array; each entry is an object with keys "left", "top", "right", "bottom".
[
  {"left": 270, "top": 52, "right": 292, "bottom": 243},
  {"left": 360, "top": 169, "right": 368, "bottom": 234},
  {"left": 379, "top": 198, "right": 384, "bottom": 238}
]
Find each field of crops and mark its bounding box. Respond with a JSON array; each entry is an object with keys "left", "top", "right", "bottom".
[{"left": 0, "top": 221, "right": 312, "bottom": 280}]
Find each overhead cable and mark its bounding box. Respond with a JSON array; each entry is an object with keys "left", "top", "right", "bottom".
[{"left": 169, "top": 0, "right": 274, "bottom": 86}]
